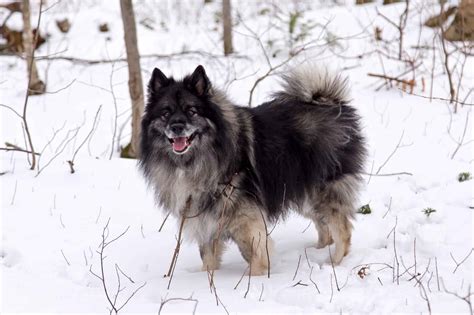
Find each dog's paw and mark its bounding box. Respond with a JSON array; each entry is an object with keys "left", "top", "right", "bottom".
[
  {"left": 248, "top": 265, "right": 267, "bottom": 276},
  {"left": 201, "top": 264, "right": 220, "bottom": 272}
]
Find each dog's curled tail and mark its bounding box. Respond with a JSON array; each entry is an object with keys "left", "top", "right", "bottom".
[{"left": 277, "top": 65, "right": 350, "bottom": 105}]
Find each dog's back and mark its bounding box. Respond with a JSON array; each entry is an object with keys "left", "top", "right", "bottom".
[
  {"left": 247, "top": 66, "right": 366, "bottom": 218},
  {"left": 242, "top": 66, "right": 366, "bottom": 264}
]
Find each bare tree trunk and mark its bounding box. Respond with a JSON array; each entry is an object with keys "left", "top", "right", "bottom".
[
  {"left": 222, "top": 0, "right": 233, "bottom": 55},
  {"left": 22, "top": 0, "right": 45, "bottom": 95},
  {"left": 120, "top": 0, "right": 144, "bottom": 158}
]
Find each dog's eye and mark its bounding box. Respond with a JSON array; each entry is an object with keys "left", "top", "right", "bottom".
[
  {"left": 160, "top": 110, "right": 170, "bottom": 121},
  {"left": 187, "top": 107, "right": 197, "bottom": 117}
]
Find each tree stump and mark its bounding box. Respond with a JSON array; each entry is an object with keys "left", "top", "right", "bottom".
[{"left": 444, "top": 0, "right": 474, "bottom": 41}]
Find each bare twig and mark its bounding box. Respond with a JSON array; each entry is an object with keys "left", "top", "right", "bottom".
[
  {"left": 60, "top": 249, "right": 70, "bottom": 266},
  {"left": 309, "top": 266, "right": 321, "bottom": 294},
  {"left": 158, "top": 212, "right": 171, "bottom": 232},
  {"left": 400, "top": 257, "right": 432, "bottom": 314},
  {"left": 10, "top": 180, "right": 17, "bottom": 206},
  {"left": 234, "top": 266, "right": 249, "bottom": 290},
  {"left": 328, "top": 246, "right": 341, "bottom": 291},
  {"left": 244, "top": 237, "right": 255, "bottom": 299},
  {"left": 438, "top": 4, "right": 456, "bottom": 106},
  {"left": 20, "top": 0, "right": 44, "bottom": 170},
  {"left": 34, "top": 50, "right": 249, "bottom": 64},
  {"left": 292, "top": 254, "right": 302, "bottom": 281},
  {"left": 165, "top": 197, "right": 191, "bottom": 289},
  {"left": 441, "top": 280, "right": 472, "bottom": 315},
  {"left": 0, "top": 142, "right": 41, "bottom": 155},
  {"left": 89, "top": 218, "right": 144, "bottom": 314},
  {"left": 363, "top": 171, "right": 413, "bottom": 177},
  {"left": 258, "top": 283, "right": 264, "bottom": 301},
  {"left": 67, "top": 105, "right": 102, "bottom": 173},
  {"left": 158, "top": 296, "right": 199, "bottom": 315},
  {"left": 368, "top": 73, "right": 413, "bottom": 86},
  {"left": 329, "top": 273, "right": 334, "bottom": 303},
  {"left": 387, "top": 217, "right": 400, "bottom": 285},
  {"left": 375, "top": 1, "right": 410, "bottom": 60},
  {"left": 257, "top": 207, "right": 271, "bottom": 278},
  {"left": 206, "top": 270, "right": 230, "bottom": 315},
  {"left": 382, "top": 196, "right": 393, "bottom": 219},
  {"left": 36, "top": 123, "right": 83, "bottom": 177},
  {"left": 375, "top": 131, "right": 406, "bottom": 175},
  {"left": 450, "top": 112, "right": 470, "bottom": 160},
  {"left": 291, "top": 280, "right": 308, "bottom": 287},
  {"left": 115, "top": 264, "right": 135, "bottom": 284},
  {"left": 450, "top": 249, "right": 473, "bottom": 274},
  {"left": 435, "top": 257, "right": 440, "bottom": 291},
  {"left": 304, "top": 248, "right": 312, "bottom": 269},
  {"left": 109, "top": 62, "right": 119, "bottom": 160},
  {"left": 301, "top": 222, "right": 312, "bottom": 233}
]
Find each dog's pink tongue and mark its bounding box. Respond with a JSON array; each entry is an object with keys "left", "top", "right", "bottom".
[{"left": 172, "top": 137, "right": 187, "bottom": 151}]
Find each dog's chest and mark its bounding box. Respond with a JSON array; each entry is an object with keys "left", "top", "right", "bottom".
[{"left": 153, "top": 167, "right": 209, "bottom": 216}]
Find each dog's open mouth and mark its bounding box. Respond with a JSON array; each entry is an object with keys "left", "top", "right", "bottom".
[{"left": 168, "top": 133, "right": 196, "bottom": 154}]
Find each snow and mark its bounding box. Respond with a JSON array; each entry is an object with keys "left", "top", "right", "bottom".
[{"left": 1, "top": 0, "right": 473, "bottom": 313}]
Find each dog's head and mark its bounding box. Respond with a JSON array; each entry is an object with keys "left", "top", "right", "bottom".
[{"left": 141, "top": 65, "right": 221, "bottom": 166}]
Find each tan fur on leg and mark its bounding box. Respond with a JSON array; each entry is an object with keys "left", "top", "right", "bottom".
[
  {"left": 199, "top": 240, "right": 225, "bottom": 271},
  {"left": 327, "top": 209, "right": 352, "bottom": 264},
  {"left": 314, "top": 220, "right": 334, "bottom": 248},
  {"left": 228, "top": 207, "right": 273, "bottom": 276}
]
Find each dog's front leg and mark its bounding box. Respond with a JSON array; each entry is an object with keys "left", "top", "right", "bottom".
[
  {"left": 228, "top": 207, "right": 273, "bottom": 276},
  {"left": 199, "top": 239, "right": 225, "bottom": 272}
]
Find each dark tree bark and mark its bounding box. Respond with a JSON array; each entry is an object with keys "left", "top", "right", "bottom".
[
  {"left": 120, "top": 0, "right": 144, "bottom": 158},
  {"left": 222, "top": 0, "right": 233, "bottom": 55}
]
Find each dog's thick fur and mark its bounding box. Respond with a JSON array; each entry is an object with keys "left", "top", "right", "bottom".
[{"left": 139, "top": 65, "right": 366, "bottom": 275}]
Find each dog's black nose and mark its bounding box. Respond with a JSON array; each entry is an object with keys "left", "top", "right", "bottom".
[{"left": 170, "top": 123, "right": 185, "bottom": 135}]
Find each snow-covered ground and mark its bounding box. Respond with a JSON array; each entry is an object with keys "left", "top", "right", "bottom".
[{"left": 1, "top": 0, "right": 473, "bottom": 313}]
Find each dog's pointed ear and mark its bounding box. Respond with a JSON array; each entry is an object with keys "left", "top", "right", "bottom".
[
  {"left": 149, "top": 68, "right": 169, "bottom": 93},
  {"left": 189, "top": 65, "right": 211, "bottom": 96}
]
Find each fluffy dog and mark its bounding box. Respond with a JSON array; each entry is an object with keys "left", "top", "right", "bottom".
[{"left": 139, "top": 64, "right": 366, "bottom": 275}]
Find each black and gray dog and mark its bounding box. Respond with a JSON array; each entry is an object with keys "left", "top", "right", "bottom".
[{"left": 139, "top": 65, "right": 366, "bottom": 275}]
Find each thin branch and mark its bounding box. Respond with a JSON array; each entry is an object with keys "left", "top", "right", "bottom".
[
  {"left": 158, "top": 296, "right": 199, "bottom": 315},
  {"left": 292, "top": 254, "right": 302, "bottom": 281},
  {"left": 450, "top": 249, "right": 473, "bottom": 274},
  {"left": 21, "top": 0, "right": 44, "bottom": 170},
  {"left": 363, "top": 171, "right": 413, "bottom": 177},
  {"left": 435, "top": 257, "right": 440, "bottom": 291},
  {"left": 375, "top": 131, "right": 406, "bottom": 175},
  {"left": 450, "top": 112, "right": 470, "bottom": 160},
  {"left": 234, "top": 266, "right": 249, "bottom": 290},
  {"left": 309, "top": 266, "right": 321, "bottom": 294},
  {"left": 244, "top": 237, "right": 254, "bottom": 299},
  {"left": 0, "top": 142, "right": 41, "bottom": 155},
  {"left": 60, "top": 249, "right": 70, "bottom": 266},
  {"left": 257, "top": 207, "right": 271, "bottom": 278},
  {"left": 441, "top": 280, "right": 472, "bottom": 315},
  {"left": 34, "top": 51, "right": 249, "bottom": 64},
  {"left": 68, "top": 105, "right": 102, "bottom": 173},
  {"left": 158, "top": 212, "right": 171, "bottom": 232},
  {"left": 108, "top": 62, "right": 119, "bottom": 160},
  {"left": 328, "top": 245, "right": 341, "bottom": 291},
  {"left": 165, "top": 197, "right": 191, "bottom": 289},
  {"left": 0, "top": 104, "right": 22, "bottom": 119}
]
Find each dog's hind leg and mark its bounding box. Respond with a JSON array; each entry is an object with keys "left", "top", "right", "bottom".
[
  {"left": 326, "top": 207, "right": 353, "bottom": 264},
  {"left": 314, "top": 219, "right": 333, "bottom": 249},
  {"left": 313, "top": 175, "right": 359, "bottom": 264},
  {"left": 199, "top": 239, "right": 225, "bottom": 272},
  {"left": 228, "top": 206, "right": 273, "bottom": 276}
]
